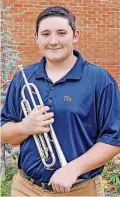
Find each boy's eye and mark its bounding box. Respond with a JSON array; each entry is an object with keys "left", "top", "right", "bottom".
[
  {"left": 41, "top": 31, "right": 67, "bottom": 36},
  {"left": 58, "top": 32, "right": 66, "bottom": 35},
  {"left": 42, "top": 32, "right": 50, "bottom": 36}
]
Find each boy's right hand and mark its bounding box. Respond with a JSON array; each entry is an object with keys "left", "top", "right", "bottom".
[{"left": 21, "top": 105, "right": 54, "bottom": 135}]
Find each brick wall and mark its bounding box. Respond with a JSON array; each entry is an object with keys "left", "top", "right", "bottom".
[{"left": 3, "top": 0, "right": 120, "bottom": 87}]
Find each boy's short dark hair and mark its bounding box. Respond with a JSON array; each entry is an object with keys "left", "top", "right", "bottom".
[{"left": 36, "top": 6, "right": 76, "bottom": 35}]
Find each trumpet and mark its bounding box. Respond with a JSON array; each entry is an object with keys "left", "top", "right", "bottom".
[{"left": 18, "top": 65, "right": 67, "bottom": 170}]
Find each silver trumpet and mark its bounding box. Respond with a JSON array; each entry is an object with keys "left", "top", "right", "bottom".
[{"left": 18, "top": 65, "right": 67, "bottom": 170}]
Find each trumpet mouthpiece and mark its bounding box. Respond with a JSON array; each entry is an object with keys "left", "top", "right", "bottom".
[{"left": 18, "top": 65, "right": 24, "bottom": 70}]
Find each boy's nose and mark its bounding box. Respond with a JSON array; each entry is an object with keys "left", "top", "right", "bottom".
[{"left": 49, "top": 35, "right": 58, "bottom": 45}]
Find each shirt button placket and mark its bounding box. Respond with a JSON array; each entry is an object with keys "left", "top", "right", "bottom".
[{"left": 47, "top": 84, "right": 54, "bottom": 107}]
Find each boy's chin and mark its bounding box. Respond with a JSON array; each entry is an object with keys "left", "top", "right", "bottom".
[{"left": 47, "top": 55, "right": 64, "bottom": 63}]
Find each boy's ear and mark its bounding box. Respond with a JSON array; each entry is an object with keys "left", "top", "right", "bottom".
[
  {"left": 34, "top": 32, "right": 38, "bottom": 44},
  {"left": 73, "top": 30, "right": 80, "bottom": 44}
]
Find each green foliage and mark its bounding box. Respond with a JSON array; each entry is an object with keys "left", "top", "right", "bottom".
[
  {"left": 109, "top": 168, "right": 120, "bottom": 192},
  {"left": 102, "top": 161, "right": 120, "bottom": 194},
  {"left": 105, "top": 191, "right": 120, "bottom": 197},
  {"left": 1, "top": 1, "right": 23, "bottom": 176},
  {"left": 1, "top": 3, "right": 21, "bottom": 86},
  {"left": 5, "top": 145, "right": 20, "bottom": 161},
  {"left": 0, "top": 162, "right": 18, "bottom": 196}
]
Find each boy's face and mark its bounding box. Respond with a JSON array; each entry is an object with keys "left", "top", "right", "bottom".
[{"left": 35, "top": 17, "right": 79, "bottom": 63}]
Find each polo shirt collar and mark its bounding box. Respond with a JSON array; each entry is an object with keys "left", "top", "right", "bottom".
[{"left": 35, "top": 50, "right": 85, "bottom": 82}]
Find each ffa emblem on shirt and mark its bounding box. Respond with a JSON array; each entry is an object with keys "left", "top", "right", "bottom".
[{"left": 64, "top": 96, "right": 72, "bottom": 102}]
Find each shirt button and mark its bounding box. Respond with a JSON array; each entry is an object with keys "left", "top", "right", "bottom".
[
  {"left": 50, "top": 86, "right": 54, "bottom": 90},
  {"left": 48, "top": 98, "right": 52, "bottom": 103}
]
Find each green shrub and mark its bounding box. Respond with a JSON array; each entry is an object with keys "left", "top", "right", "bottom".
[
  {"left": 0, "top": 162, "right": 18, "bottom": 196},
  {"left": 102, "top": 161, "right": 120, "bottom": 195},
  {"left": 109, "top": 168, "right": 120, "bottom": 192}
]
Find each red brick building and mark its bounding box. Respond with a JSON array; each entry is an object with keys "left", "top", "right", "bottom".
[{"left": 3, "top": 0, "right": 120, "bottom": 87}]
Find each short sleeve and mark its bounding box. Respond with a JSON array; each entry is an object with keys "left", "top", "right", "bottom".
[
  {"left": 1, "top": 77, "right": 21, "bottom": 126},
  {"left": 97, "top": 82, "right": 120, "bottom": 146}
]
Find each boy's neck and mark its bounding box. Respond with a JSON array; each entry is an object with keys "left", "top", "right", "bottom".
[
  {"left": 46, "top": 54, "right": 77, "bottom": 73},
  {"left": 45, "top": 54, "right": 77, "bottom": 83}
]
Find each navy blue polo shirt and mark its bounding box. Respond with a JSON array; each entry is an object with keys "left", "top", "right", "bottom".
[{"left": 1, "top": 50, "right": 120, "bottom": 182}]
